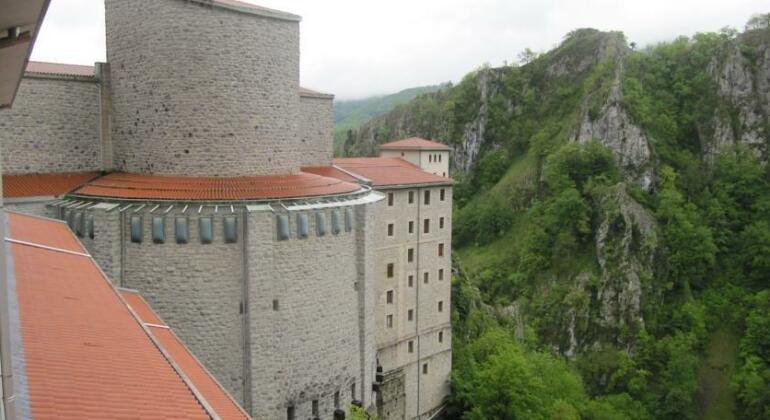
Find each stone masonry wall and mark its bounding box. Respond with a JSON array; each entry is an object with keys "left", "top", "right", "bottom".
[
  {"left": 247, "top": 199, "right": 379, "bottom": 419},
  {"left": 0, "top": 77, "right": 100, "bottom": 174},
  {"left": 299, "top": 94, "right": 334, "bottom": 167},
  {"left": 105, "top": 0, "right": 302, "bottom": 176}
]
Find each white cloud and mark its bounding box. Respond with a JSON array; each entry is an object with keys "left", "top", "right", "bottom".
[{"left": 30, "top": 0, "right": 767, "bottom": 99}]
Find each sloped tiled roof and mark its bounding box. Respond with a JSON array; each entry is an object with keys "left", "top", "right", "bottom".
[
  {"left": 2, "top": 172, "right": 100, "bottom": 198},
  {"left": 301, "top": 165, "right": 360, "bottom": 183},
  {"left": 379, "top": 137, "right": 452, "bottom": 151},
  {"left": 5, "top": 212, "right": 214, "bottom": 419},
  {"left": 121, "top": 290, "right": 250, "bottom": 420},
  {"left": 25, "top": 61, "right": 95, "bottom": 77},
  {"left": 333, "top": 157, "right": 452, "bottom": 188},
  {"left": 72, "top": 171, "right": 361, "bottom": 201}
]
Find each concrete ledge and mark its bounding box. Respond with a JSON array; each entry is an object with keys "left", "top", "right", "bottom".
[
  {"left": 186, "top": 0, "right": 301, "bottom": 22},
  {"left": 23, "top": 72, "right": 98, "bottom": 83}
]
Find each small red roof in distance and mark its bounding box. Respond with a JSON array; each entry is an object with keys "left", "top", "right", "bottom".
[
  {"left": 2, "top": 172, "right": 100, "bottom": 198},
  {"left": 73, "top": 171, "right": 361, "bottom": 201},
  {"left": 333, "top": 157, "right": 452, "bottom": 188},
  {"left": 379, "top": 137, "right": 452, "bottom": 151},
  {"left": 6, "top": 212, "right": 212, "bottom": 419},
  {"left": 25, "top": 61, "right": 95, "bottom": 77},
  {"left": 121, "top": 290, "right": 250, "bottom": 420}
]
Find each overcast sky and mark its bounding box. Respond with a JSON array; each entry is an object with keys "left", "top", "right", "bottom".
[{"left": 31, "top": 0, "right": 767, "bottom": 100}]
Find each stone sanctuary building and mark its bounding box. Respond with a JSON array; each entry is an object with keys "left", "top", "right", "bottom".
[{"left": 0, "top": 0, "right": 453, "bottom": 418}]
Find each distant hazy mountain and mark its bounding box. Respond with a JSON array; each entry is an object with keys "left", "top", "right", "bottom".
[{"left": 333, "top": 83, "right": 448, "bottom": 152}]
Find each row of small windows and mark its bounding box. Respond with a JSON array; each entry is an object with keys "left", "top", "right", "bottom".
[
  {"left": 387, "top": 217, "right": 446, "bottom": 237},
  {"left": 286, "top": 386, "right": 352, "bottom": 420},
  {"left": 387, "top": 265, "right": 446, "bottom": 284},
  {"left": 63, "top": 210, "right": 94, "bottom": 239},
  {"left": 387, "top": 188, "right": 446, "bottom": 207},
  {"left": 427, "top": 153, "right": 443, "bottom": 163},
  {"left": 276, "top": 208, "right": 354, "bottom": 241},
  {"left": 129, "top": 215, "right": 238, "bottom": 244},
  {"left": 406, "top": 331, "right": 446, "bottom": 354}
]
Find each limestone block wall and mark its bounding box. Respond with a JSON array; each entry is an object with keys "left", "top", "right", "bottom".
[
  {"left": 0, "top": 76, "right": 100, "bottom": 174},
  {"left": 299, "top": 93, "right": 334, "bottom": 167},
  {"left": 247, "top": 199, "right": 379, "bottom": 419},
  {"left": 105, "top": 0, "right": 302, "bottom": 176}
]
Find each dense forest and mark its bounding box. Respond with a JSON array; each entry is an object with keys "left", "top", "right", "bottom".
[{"left": 344, "top": 14, "right": 770, "bottom": 420}]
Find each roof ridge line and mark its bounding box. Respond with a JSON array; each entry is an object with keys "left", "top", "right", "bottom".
[{"left": 4, "top": 237, "right": 90, "bottom": 258}]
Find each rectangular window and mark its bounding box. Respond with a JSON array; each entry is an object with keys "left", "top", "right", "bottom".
[
  {"left": 408, "top": 309, "right": 413, "bottom": 321},
  {"left": 387, "top": 263, "right": 394, "bottom": 278},
  {"left": 287, "top": 406, "right": 295, "bottom": 420},
  {"left": 86, "top": 213, "right": 94, "bottom": 239},
  {"left": 297, "top": 213, "right": 309, "bottom": 238},
  {"left": 408, "top": 340, "right": 414, "bottom": 353},
  {"left": 345, "top": 208, "right": 354, "bottom": 232},
  {"left": 199, "top": 217, "right": 213, "bottom": 244},
  {"left": 423, "top": 218, "right": 430, "bottom": 234},
  {"left": 386, "top": 314, "right": 393, "bottom": 328},
  {"left": 407, "top": 248, "right": 414, "bottom": 263},
  {"left": 408, "top": 275, "right": 414, "bottom": 288},
  {"left": 312, "top": 400, "right": 319, "bottom": 416},
  {"left": 439, "top": 331, "right": 444, "bottom": 343},
  {"left": 273, "top": 299, "right": 279, "bottom": 311},
  {"left": 176, "top": 217, "right": 189, "bottom": 243},
  {"left": 424, "top": 190, "right": 430, "bottom": 205},
  {"left": 130, "top": 215, "right": 142, "bottom": 243},
  {"left": 386, "top": 290, "right": 394, "bottom": 304},
  {"left": 439, "top": 217, "right": 445, "bottom": 229},
  {"left": 277, "top": 214, "right": 290, "bottom": 241},
  {"left": 316, "top": 212, "right": 326, "bottom": 236},
  {"left": 351, "top": 382, "right": 356, "bottom": 399},
  {"left": 438, "top": 301, "right": 444, "bottom": 312},
  {"left": 423, "top": 363, "right": 428, "bottom": 375},
  {"left": 439, "top": 269, "right": 444, "bottom": 281},
  {"left": 438, "top": 243, "right": 444, "bottom": 257},
  {"left": 224, "top": 216, "right": 238, "bottom": 243},
  {"left": 74, "top": 212, "right": 84, "bottom": 237},
  {"left": 387, "top": 223, "right": 394, "bottom": 237},
  {"left": 388, "top": 192, "right": 394, "bottom": 206},
  {"left": 334, "top": 391, "right": 340, "bottom": 408},
  {"left": 152, "top": 216, "right": 165, "bottom": 244},
  {"left": 440, "top": 188, "right": 446, "bottom": 201},
  {"left": 408, "top": 191, "right": 414, "bottom": 204},
  {"left": 424, "top": 272, "right": 429, "bottom": 284},
  {"left": 331, "top": 210, "right": 341, "bottom": 235},
  {"left": 408, "top": 220, "right": 414, "bottom": 234}
]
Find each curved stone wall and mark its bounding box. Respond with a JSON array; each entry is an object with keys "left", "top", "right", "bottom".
[{"left": 105, "top": 0, "right": 301, "bottom": 176}]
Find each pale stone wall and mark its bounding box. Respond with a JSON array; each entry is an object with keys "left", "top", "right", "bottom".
[
  {"left": 0, "top": 76, "right": 100, "bottom": 174},
  {"left": 299, "top": 94, "right": 334, "bottom": 167},
  {"left": 379, "top": 150, "right": 450, "bottom": 178},
  {"left": 374, "top": 186, "right": 452, "bottom": 419},
  {"left": 3, "top": 201, "right": 56, "bottom": 218},
  {"left": 105, "top": 0, "right": 302, "bottom": 176}
]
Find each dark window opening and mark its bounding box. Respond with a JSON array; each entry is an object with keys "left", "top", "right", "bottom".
[{"left": 387, "top": 263, "right": 394, "bottom": 278}]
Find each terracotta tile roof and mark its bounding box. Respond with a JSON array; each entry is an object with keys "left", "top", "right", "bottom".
[
  {"left": 379, "top": 137, "right": 452, "bottom": 151},
  {"left": 2, "top": 172, "right": 100, "bottom": 198},
  {"left": 6, "top": 212, "right": 213, "bottom": 419},
  {"left": 73, "top": 171, "right": 361, "bottom": 201},
  {"left": 333, "top": 157, "right": 453, "bottom": 188},
  {"left": 25, "top": 61, "right": 95, "bottom": 77},
  {"left": 301, "top": 166, "right": 360, "bottom": 183},
  {"left": 122, "top": 290, "right": 249, "bottom": 420}
]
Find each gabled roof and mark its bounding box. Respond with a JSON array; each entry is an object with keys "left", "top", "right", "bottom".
[
  {"left": 121, "top": 290, "right": 250, "bottom": 420},
  {"left": 72, "top": 171, "right": 361, "bottom": 201},
  {"left": 379, "top": 137, "right": 452, "bottom": 151},
  {"left": 2, "top": 172, "right": 100, "bottom": 198},
  {"left": 25, "top": 61, "right": 95, "bottom": 77},
  {"left": 333, "top": 157, "right": 452, "bottom": 188},
  {"left": 5, "top": 212, "right": 220, "bottom": 419}
]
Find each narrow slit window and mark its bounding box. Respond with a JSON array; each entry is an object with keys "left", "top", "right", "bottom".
[
  {"left": 386, "top": 290, "right": 394, "bottom": 304},
  {"left": 438, "top": 243, "right": 444, "bottom": 257},
  {"left": 74, "top": 212, "right": 84, "bottom": 237},
  {"left": 423, "top": 363, "right": 428, "bottom": 374},
  {"left": 408, "top": 221, "right": 414, "bottom": 234},
  {"left": 130, "top": 215, "right": 142, "bottom": 243},
  {"left": 277, "top": 214, "right": 290, "bottom": 241},
  {"left": 386, "top": 314, "right": 393, "bottom": 328},
  {"left": 334, "top": 391, "right": 340, "bottom": 408},
  {"left": 387, "top": 223, "right": 394, "bottom": 237},
  {"left": 316, "top": 212, "right": 326, "bottom": 236},
  {"left": 438, "top": 301, "right": 444, "bottom": 312},
  {"left": 287, "top": 406, "right": 295, "bottom": 420},
  {"left": 439, "top": 217, "right": 445, "bottom": 229},
  {"left": 312, "top": 400, "right": 319, "bottom": 416},
  {"left": 175, "top": 217, "right": 189, "bottom": 244},
  {"left": 440, "top": 188, "right": 446, "bottom": 201},
  {"left": 297, "top": 213, "right": 309, "bottom": 239},
  {"left": 408, "top": 340, "right": 414, "bottom": 353},
  {"left": 407, "top": 248, "right": 414, "bottom": 263},
  {"left": 345, "top": 208, "right": 353, "bottom": 232},
  {"left": 439, "top": 331, "right": 444, "bottom": 343},
  {"left": 408, "top": 309, "right": 414, "bottom": 321},
  {"left": 86, "top": 213, "right": 94, "bottom": 239},
  {"left": 152, "top": 216, "right": 165, "bottom": 244},
  {"left": 424, "top": 190, "right": 430, "bottom": 205},
  {"left": 424, "top": 272, "right": 429, "bottom": 284},
  {"left": 439, "top": 269, "right": 444, "bottom": 281},
  {"left": 331, "top": 209, "right": 341, "bottom": 235},
  {"left": 408, "top": 191, "right": 414, "bottom": 204},
  {"left": 423, "top": 218, "right": 430, "bottom": 234},
  {"left": 224, "top": 216, "right": 238, "bottom": 243},
  {"left": 387, "top": 263, "right": 394, "bottom": 278},
  {"left": 388, "top": 192, "right": 394, "bottom": 206},
  {"left": 408, "top": 275, "right": 414, "bottom": 288},
  {"left": 199, "top": 217, "right": 213, "bottom": 244},
  {"left": 66, "top": 210, "right": 75, "bottom": 229}
]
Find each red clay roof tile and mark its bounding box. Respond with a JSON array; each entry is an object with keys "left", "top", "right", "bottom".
[
  {"left": 121, "top": 290, "right": 250, "bottom": 420},
  {"left": 7, "top": 212, "right": 212, "bottom": 419},
  {"left": 333, "top": 157, "right": 452, "bottom": 188},
  {"left": 301, "top": 166, "right": 360, "bottom": 183},
  {"left": 379, "top": 137, "right": 452, "bottom": 151},
  {"left": 73, "top": 171, "right": 361, "bottom": 201},
  {"left": 2, "top": 172, "right": 100, "bottom": 198}
]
